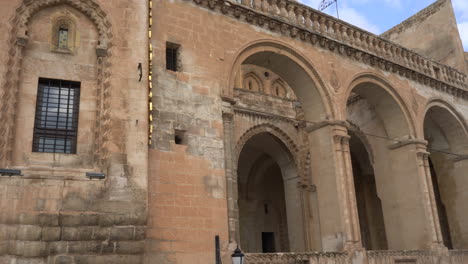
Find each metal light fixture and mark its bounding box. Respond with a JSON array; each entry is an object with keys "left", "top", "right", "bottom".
[
  {"left": 0, "top": 169, "right": 22, "bottom": 176},
  {"left": 86, "top": 172, "right": 105, "bottom": 180},
  {"left": 231, "top": 246, "right": 244, "bottom": 264}
]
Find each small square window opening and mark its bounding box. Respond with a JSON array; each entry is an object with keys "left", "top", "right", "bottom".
[{"left": 166, "top": 42, "right": 180, "bottom": 72}]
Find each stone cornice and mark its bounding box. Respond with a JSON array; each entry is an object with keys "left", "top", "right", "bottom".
[{"left": 189, "top": 0, "right": 468, "bottom": 100}]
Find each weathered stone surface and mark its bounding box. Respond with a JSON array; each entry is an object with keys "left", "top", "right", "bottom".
[
  {"left": 41, "top": 227, "right": 61, "bottom": 241},
  {"left": 0, "top": 0, "right": 466, "bottom": 263},
  {"left": 110, "top": 227, "right": 135, "bottom": 241},
  {"left": 115, "top": 241, "right": 145, "bottom": 254},
  {"left": 17, "top": 225, "right": 42, "bottom": 241},
  {"left": 22, "top": 241, "right": 47, "bottom": 257}
]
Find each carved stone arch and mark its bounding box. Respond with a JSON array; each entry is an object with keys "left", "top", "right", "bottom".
[
  {"left": 243, "top": 72, "right": 264, "bottom": 92},
  {"left": 235, "top": 123, "right": 303, "bottom": 181},
  {"left": 0, "top": 0, "right": 113, "bottom": 168},
  {"left": 421, "top": 98, "right": 468, "bottom": 140},
  {"left": 343, "top": 72, "right": 417, "bottom": 139},
  {"left": 271, "top": 78, "right": 287, "bottom": 98},
  {"left": 227, "top": 39, "right": 336, "bottom": 121},
  {"left": 347, "top": 121, "right": 375, "bottom": 164},
  {"left": 51, "top": 14, "right": 77, "bottom": 52},
  {"left": 422, "top": 98, "right": 468, "bottom": 155}
]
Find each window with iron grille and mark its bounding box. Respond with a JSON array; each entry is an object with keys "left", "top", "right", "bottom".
[
  {"left": 166, "top": 42, "right": 180, "bottom": 71},
  {"left": 32, "top": 78, "right": 80, "bottom": 154}
]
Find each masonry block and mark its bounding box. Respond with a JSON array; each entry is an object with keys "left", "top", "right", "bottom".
[
  {"left": 17, "top": 225, "right": 42, "bottom": 241},
  {"left": 110, "top": 226, "right": 135, "bottom": 240},
  {"left": 41, "top": 227, "right": 61, "bottom": 241},
  {"left": 22, "top": 241, "right": 47, "bottom": 257}
]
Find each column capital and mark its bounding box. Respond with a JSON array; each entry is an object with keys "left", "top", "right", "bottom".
[
  {"left": 16, "top": 34, "right": 29, "bottom": 47},
  {"left": 222, "top": 99, "right": 234, "bottom": 121},
  {"left": 453, "top": 155, "right": 468, "bottom": 163},
  {"left": 333, "top": 134, "right": 350, "bottom": 144},
  {"left": 388, "top": 136, "right": 427, "bottom": 150},
  {"left": 305, "top": 119, "right": 348, "bottom": 133},
  {"left": 297, "top": 180, "right": 317, "bottom": 192},
  {"left": 96, "top": 45, "right": 108, "bottom": 57}
]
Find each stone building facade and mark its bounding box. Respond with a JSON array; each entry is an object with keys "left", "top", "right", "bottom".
[{"left": 0, "top": 0, "right": 468, "bottom": 263}]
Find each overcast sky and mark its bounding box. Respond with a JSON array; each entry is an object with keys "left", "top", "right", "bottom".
[{"left": 300, "top": 0, "right": 468, "bottom": 51}]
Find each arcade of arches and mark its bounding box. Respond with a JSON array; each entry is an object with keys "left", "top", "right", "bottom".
[{"left": 223, "top": 45, "right": 468, "bottom": 254}]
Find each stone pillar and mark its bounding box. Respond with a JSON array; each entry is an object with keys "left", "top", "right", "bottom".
[
  {"left": 306, "top": 121, "right": 361, "bottom": 251},
  {"left": 222, "top": 100, "right": 238, "bottom": 244},
  {"left": 420, "top": 149, "right": 444, "bottom": 249},
  {"left": 384, "top": 139, "right": 443, "bottom": 250},
  {"left": 448, "top": 155, "right": 468, "bottom": 248},
  {"left": 298, "top": 182, "right": 322, "bottom": 251}
]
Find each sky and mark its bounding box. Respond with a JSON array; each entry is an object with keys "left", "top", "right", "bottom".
[{"left": 299, "top": 0, "right": 468, "bottom": 51}]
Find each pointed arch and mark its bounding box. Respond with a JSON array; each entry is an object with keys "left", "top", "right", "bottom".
[
  {"left": 421, "top": 98, "right": 468, "bottom": 150},
  {"left": 343, "top": 73, "right": 416, "bottom": 139},
  {"left": 227, "top": 39, "right": 335, "bottom": 122}
]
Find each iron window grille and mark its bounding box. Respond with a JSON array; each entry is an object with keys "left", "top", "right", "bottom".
[{"left": 32, "top": 78, "right": 80, "bottom": 154}]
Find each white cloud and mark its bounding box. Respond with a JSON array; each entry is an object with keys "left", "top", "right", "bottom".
[
  {"left": 338, "top": 6, "right": 381, "bottom": 34},
  {"left": 299, "top": 0, "right": 381, "bottom": 34},
  {"left": 453, "top": 0, "right": 468, "bottom": 20},
  {"left": 458, "top": 22, "right": 468, "bottom": 51}
]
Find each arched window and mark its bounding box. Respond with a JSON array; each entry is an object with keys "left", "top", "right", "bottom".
[
  {"left": 243, "top": 73, "right": 263, "bottom": 92},
  {"left": 271, "top": 80, "right": 286, "bottom": 98},
  {"left": 58, "top": 24, "right": 69, "bottom": 49},
  {"left": 51, "top": 17, "right": 76, "bottom": 53}
]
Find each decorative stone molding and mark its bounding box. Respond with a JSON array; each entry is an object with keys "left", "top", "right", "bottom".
[
  {"left": 189, "top": 0, "right": 468, "bottom": 100},
  {"left": 244, "top": 251, "right": 348, "bottom": 263},
  {"left": 96, "top": 44, "right": 108, "bottom": 57},
  {"left": 234, "top": 123, "right": 299, "bottom": 164},
  {"left": 234, "top": 105, "right": 299, "bottom": 126},
  {"left": 453, "top": 155, "right": 468, "bottom": 163},
  {"left": 0, "top": 0, "right": 113, "bottom": 168},
  {"left": 305, "top": 120, "right": 348, "bottom": 133},
  {"left": 15, "top": 34, "right": 29, "bottom": 46},
  {"left": 388, "top": 137, "right": 427, "bottom": 150}
]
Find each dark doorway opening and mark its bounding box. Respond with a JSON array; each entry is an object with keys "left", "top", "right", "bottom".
[
  {"left": 349, "top": 132, "right": 388, "bottom": 250},
  {"left": 262, "top": 232, "right": 276, "bottom": 253}
]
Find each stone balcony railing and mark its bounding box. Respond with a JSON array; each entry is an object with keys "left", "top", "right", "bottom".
[
  {"left": 191, "top": 0, "right": 468, "bottom": 98},
  {"left": 236, "top": 0, "right": 466, "bottom": 87},
  {"left": 237, "top": 0, "right": 466, "bottom": 87},
  {"left": 244, "top": 250, "right": 468, "bottom": 264}
]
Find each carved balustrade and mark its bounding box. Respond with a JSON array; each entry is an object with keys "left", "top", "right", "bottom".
[
  {"left": 243, "top": 250, "right": 468, "bottom": 264},
  {"left": 244, "top": 252, "right": 349, "bottom": 264},
  {"left": 232, "top": 0, "right": 467, "bottom": 91}
]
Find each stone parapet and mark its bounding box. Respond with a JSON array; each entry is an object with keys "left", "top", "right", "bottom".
[
  {"left": 189, "top": 0, "right": 468, "bottom": 99},
  {"left": 244, "top": 250, "right": 468, "bottom": 264}
]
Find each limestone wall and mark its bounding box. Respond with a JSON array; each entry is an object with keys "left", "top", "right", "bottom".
[{"left": 0, "top": 0, "right": 149, "bottom": 263}]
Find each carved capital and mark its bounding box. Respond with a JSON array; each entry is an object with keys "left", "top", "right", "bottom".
[
  {"left": 96, "top": 45, "right": 108, "bottom": 57},
  {"left": 388, "top": 136, "right": 427, "bottom": 150},
  {"left": 453, "top": 155, "right": 468, "bottom": 163},
  {"left": 16, "top": 34, "right": 29, "bottom": 47},
  {"left": 305, "top": 119, "right": 347, "bottom": 133}
]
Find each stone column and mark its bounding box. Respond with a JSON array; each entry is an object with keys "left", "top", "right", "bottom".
[
  {"left": 306, "top": 121, "right": 361, "bottom": 251},
  {"left": 448, "top": 155, "right": 468, "bottom": 248},
  {"left": 222, "top": 100, "right": 238, "bottom": 244},
  {"left": 419, "top": 149, "right": 444, "bottom": 248},
  {"left": 299, "top": 181, "right": 322, "bottom": 251},
  {"left": 385, "top": 139, "right": 443, "bottom": 250},
  {"left": 340, "top": 133, "right": 362, "bottom": 250}
]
